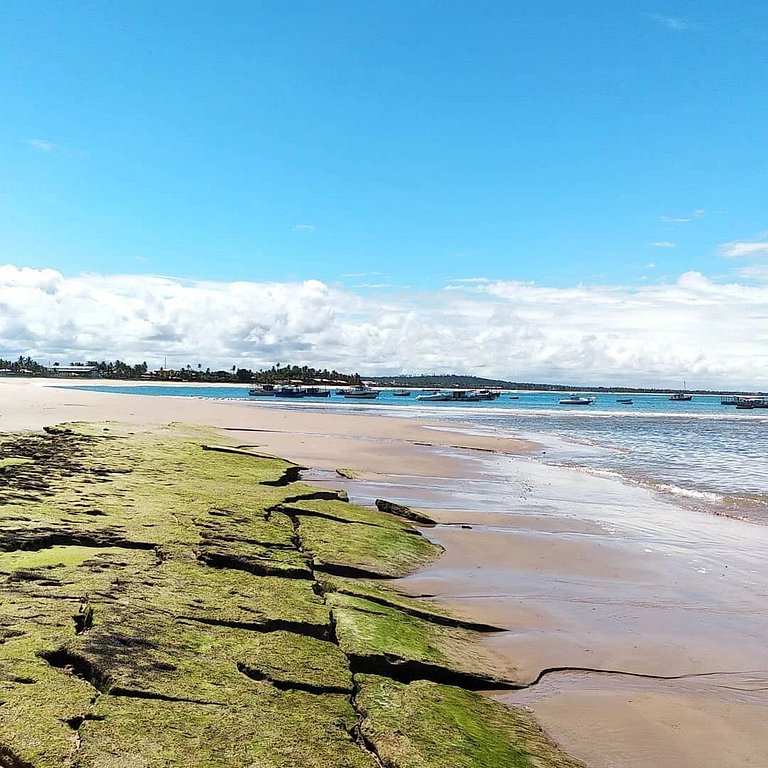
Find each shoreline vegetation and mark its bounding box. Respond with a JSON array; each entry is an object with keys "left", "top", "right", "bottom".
[
  {"left": 0, "top": 421, "right": 581, "bottom": 767},
  {"left": 2, "top": 356, "right": 762, "bottom": 395}
]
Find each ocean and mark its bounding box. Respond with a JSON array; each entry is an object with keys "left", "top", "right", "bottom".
[{"left": 67, "top": 385, "right": 768, "bottom": 524}]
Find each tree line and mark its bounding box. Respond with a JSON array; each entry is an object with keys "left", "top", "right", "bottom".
[{"left": 0, "top": 357, "right": 361, "bottom": 385}]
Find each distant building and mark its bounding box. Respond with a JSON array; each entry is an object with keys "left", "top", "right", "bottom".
[{"left": 45, "top": 365, "right": 100, "bottom": 378}]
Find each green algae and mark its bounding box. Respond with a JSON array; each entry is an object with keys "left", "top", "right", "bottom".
[
  {"left": 0, "top": 456, "right": 33, "bottom": 470},
  {"left": 237, "top": 630, "right": 353, "bottom": 693},
  {"left": 283, "top": 497, "right": 414, "bottom": 530},
  {"left": 0, "top": 545, "right": 121, "bottom": 571},
  {"left": 299, "top": 515, "right": 440, "bottom": 578},
  {"left": 0, "top": 651, "right": 95, "bottom": 767},
  {"left": 79, "top": 692, "right": 377, "bottom": 768},
  {"left": 329, "top": 592, "right": 519, "bottom": 686},
  {"left": 0, "top": 422, "right": 579, "bottom": 768},
  {"left": 320, "top": 575, "right": 505, "bottom": 632},
  {"left": 356, "top": 675, "right": 584, "bottom": 768}
]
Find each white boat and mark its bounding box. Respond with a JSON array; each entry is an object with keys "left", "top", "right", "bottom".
[
  {"left": 415, "top": 390, "right": 483, "bottom": 402},
  {"left": 559, "top": 394, "right": 595, "bottom": 405},
  {"left": 392, "top": 389, "right": 411, "bottom": 397},
  {"left": 341, "top": 386, "right": 379, "bottom": 399}
]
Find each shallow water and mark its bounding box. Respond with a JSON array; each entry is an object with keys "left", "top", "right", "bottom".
[{"left": 70, "top": 384, "right": 768, "bottom": 523}]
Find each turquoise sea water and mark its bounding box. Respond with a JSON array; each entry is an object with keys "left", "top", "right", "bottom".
[{"left": 68, "top": 385, "right": 768, "bottom": 523}]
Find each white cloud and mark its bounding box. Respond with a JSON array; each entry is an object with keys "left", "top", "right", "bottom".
[
  {"left": 720, "top": 241, "right": 768, "bottom": 259},
  {"left": 651, "top": 241, "right": 676, "bottom": 249},
  {"left": 1, "top": 264, "right": 767, "bottom": 388},
  {"left": 659, "top": 209, "right": 704, "bottom": 224},
  {"left": 293, "top": 224, "right": 315, "bottom": 232},
  {"left": 645, "top": 14, "right": 698, "bottom": 31},
  {"left": 23, "top": 138, "right": 58, "bottom": 152}
]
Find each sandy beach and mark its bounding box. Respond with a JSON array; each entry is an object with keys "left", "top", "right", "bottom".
[{"left": 3, "top": 378, "right": 768, "bottom": 767}]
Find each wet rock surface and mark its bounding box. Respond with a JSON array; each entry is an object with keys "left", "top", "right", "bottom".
[{"left": 0, "top": 422, "right": 582, "bottom": 767}]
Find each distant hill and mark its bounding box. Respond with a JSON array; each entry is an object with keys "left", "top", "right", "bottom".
[
  {"left": 366, "top": 374, "right": 561, "bottom": 390},
  {"left": 365, "top": 375, "right": 736, "bottom": 395}
]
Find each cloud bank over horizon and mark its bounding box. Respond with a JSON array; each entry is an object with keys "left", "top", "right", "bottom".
[{"left": 1, "top": 264, "right": 767, "bottom": 389}]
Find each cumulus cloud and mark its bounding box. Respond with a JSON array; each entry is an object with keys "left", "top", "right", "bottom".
[
  {"left": 1, "top": 264, "right": 767, "bottom": 388},
  {"left": 720, "top": 241, "right": 768, "bottom": 259}
]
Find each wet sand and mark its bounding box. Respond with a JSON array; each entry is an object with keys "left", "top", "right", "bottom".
[
  {"left": 307, "top": 422, "right": 768, "bottom": 766},
  {"left": 0, "top": 379, "right": 532, "bottom": 475},
  {"left": 3, "top": 378, "right": 768, "bottom": 766}
]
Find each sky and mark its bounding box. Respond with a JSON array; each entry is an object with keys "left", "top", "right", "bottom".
[{"left": 1, "top": 2, "right": 767, "bottom": 387}]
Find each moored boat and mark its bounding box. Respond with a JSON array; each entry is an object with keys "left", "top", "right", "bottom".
[
  {"left": 248, "top": 385, "right": 275, "bottom": 397},
  {"left": 340, "top": 386, "right": 379, "bottom": 399},
  {"left": 617, "top": 398, "right": 633, "bottom": 405},
  {"left": 559, "top": 394, "right": 595, "bottom": 405},
  {"left": 392, "top": 389, "right": 411, "bottom": 397},
  {"left": 301, "top": 386, "right": 331, "bottom": 397},
  {"left": 272, "top": 386, "right": 304, "bottom": 398},
  {"left": 670, "top": 380, "right": 693, "bottom": 401},
  {"left": 415, "top": 390, "right": 483, "bottom": 402}
]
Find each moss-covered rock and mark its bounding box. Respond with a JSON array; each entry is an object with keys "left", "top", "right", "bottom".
[
  {"left": 321, "top": 575, "right": 506, "bottom": 632},
  {"left": 299, "top": 516, "right": 440, "bottom": 578},
  {"left": 329, "top": 592, "right": 521, "bottom": 688},
  {"left": 356, "top": 675, "right": 584, "bottom": 768},
  {"left": 0, "top": 422, "right": 579, "bottom": 768},
  {"left": 79, "top": 693, "right": 377, "bottom": 768}
]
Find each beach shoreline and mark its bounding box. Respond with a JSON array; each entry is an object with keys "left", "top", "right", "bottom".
[{"left": 3, "top": 379, "right": 768, "bottom": 766}]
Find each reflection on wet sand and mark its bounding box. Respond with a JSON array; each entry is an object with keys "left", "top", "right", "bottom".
[{"left": 320, "top": 451, "right": 768, "bottom": 768}]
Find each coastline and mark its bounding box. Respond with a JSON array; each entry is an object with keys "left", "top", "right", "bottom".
[{"left": 3, "top": 379, "right": 768, "bottom": 766}]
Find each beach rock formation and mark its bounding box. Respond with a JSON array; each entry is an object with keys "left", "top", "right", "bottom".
[
  {"left": 0, "top": 422, "right": 582, "bottom": 767},
  {"left": 375, "top": 497, "right": 437, "bottom": 525}
]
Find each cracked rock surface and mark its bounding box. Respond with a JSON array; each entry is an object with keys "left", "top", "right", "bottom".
[{"left": 0, "top": 422, "right": 582, "bottom": 767}]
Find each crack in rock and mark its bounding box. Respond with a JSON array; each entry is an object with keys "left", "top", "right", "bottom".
[{"left": 235, "top": 662, "right": 352, "bottom": 695}]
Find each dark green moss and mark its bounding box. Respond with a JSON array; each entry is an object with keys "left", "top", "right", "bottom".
[
  {"left": 356, "top": 675, "right": 584, "bottom": 768},
  {"left": 0, "top": 422, "right": 579, "bottom": 768}
]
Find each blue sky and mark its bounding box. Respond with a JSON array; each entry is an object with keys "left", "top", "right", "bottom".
[
  {"left": 2, "top": 1, "right": 767, "bottom": 287},
  {"left": 1, "top": 3, "right": 768, "bottom": 385}
]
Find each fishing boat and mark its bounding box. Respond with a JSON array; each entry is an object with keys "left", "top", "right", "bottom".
[
  {"left": 475, "top": 389, "right": 500, "bottom": 400},
  {"left": 616, "top": 398, "right": 633, "bottom": 405},
  {"left": 272, "top": 386, "right": 304, "bottom": 398},
  {"left": 248, "top": 385, "right": 275, "bottom": 397},
  {"left": 301, "top": 386, "right": 330, "bottom": 397},
  {"left": 669, "top": 381, "right": 693, "bottom": 401},
  {"left": 340, "top": 386, "right": 379, "bottom": 399},
  {"left": 558, "top": 394, "right": 595, "bottom": 405},
  {"left": 415, "top": 390, "right": 483, "bottom": 402}
]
